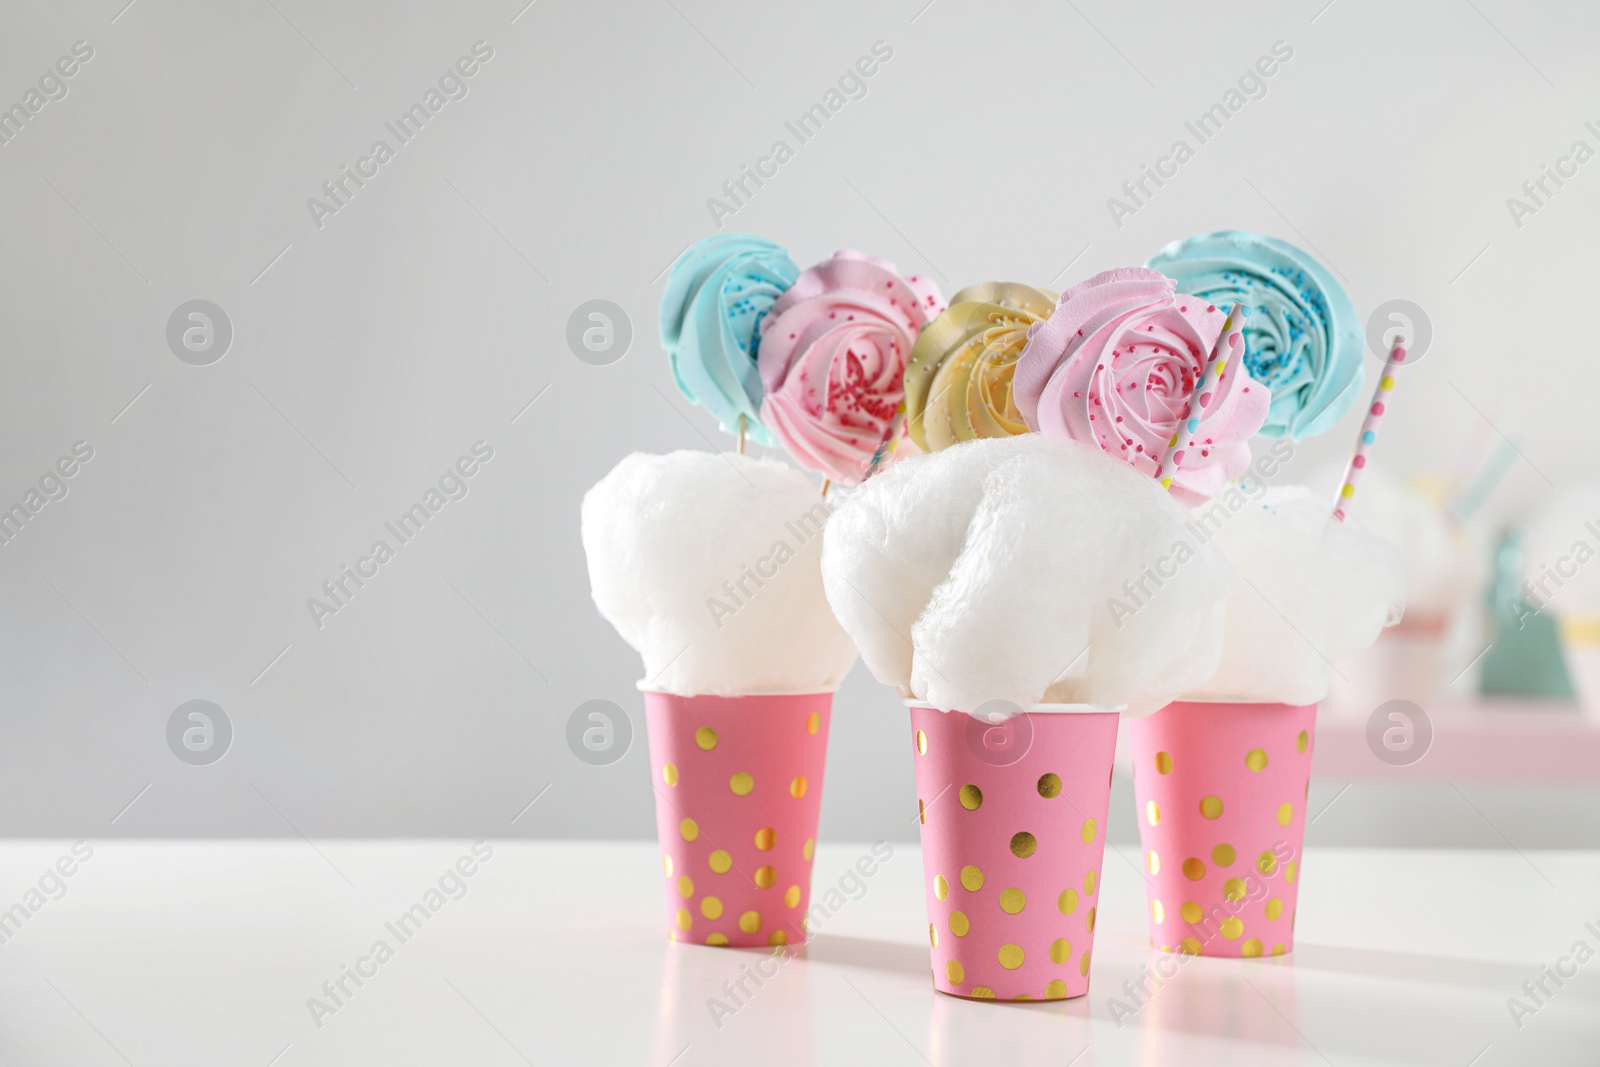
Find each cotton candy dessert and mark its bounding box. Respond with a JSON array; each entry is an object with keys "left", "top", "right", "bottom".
[
  {"left": 582, "top": 450, "right": 853, "bottom": 947},
  {"left": 1522, "top": 484, "right": 1600, "bottom": 715},
  {"left": 822, "top": 433, "right": 1234, "bottom": 1000},
  {"left": 1148, "top": 230, "right": 1364, "bottom": 440}
]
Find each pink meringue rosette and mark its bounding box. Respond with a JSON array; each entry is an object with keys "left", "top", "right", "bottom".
[
  {"left": 757, "top": 251, "right": 945, "bottom": 485},
  {"left": 1014, "top": 267, "right": 1269, "bottom": 506}
]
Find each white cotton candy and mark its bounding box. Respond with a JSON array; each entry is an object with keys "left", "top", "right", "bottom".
[
  {"left": 1313, "top": 465, "right": 1488, "bottom": 616},
  {"left": 1185, "top": 486, "right": 1406, "bottom": 705},
  {"left": 821, "top": 435, "right": 1233, "bottom": 715},
  {"left": 1522, "top": 484, "right": 1600, "bottom": 617},
  {"left": 581, "top": 451, "right": 857, "bottom": 696}
]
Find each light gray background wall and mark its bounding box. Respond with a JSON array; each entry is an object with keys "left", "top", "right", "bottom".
[{"left": 2, "top": 0, "right": 1597, "bottom": 844}]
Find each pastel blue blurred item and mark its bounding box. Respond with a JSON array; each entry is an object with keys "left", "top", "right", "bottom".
[
  {"left": 1148, "top": 230, "right": 1363, "bottom": 440},
  {"left": 660, "top": 234, "right": 798, "bottom": 445}
]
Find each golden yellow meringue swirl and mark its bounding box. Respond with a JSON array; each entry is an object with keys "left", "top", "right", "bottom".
[{"left": 903, "top": 282, "right": 1057, "bottom": 452}]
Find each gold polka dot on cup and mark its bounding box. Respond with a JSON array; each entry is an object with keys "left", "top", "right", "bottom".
[
  {"left": 1246, "top": 748, "right": 1269, "bottom": 772},
  {"left": 1037, "top": 773, "right": 1062, "bottom": 799},
  {"left": 934, "top": 874, "right": 949, "bottom": 900},
  {"left": 1180, "top": 937, "right": 1201, "bottom": 955},
  {"left": 950, "top": 911, "right": 970, "bottom": 937},
  {"left": 1086, "top": 907, "right": 1096, "bottom": 933},
  {"left": 1265, "top": 897, "right": 1283, "bottom": 920},
  {"left": 998, "top": 944, "right": 1024, "bottom": 970},
  {"left": 790, "top": 776, "right": 808, "bottom": 799},
  {"left": 1286, "top": 860, "right": 1298, "bottom": 884},
  {"left": 1045, "top": 979, "right": 1068, "bottom": 999},
  {"left": 1278, "top": 802, "right": 1293, "bottom": 826},
  {"left": 1050, "top": 938, "right": 1072, "bottom": 964},
  {"left": 695, "top": 727, "right": 718, "bottom": 751},
  {"left": 676, "top": 908, "right": 692, "bottom": 932},
  {"left": 677, "top": 875, "right": 694, "bottom": 898},
  {"left": 662, "top": 763, "right": 679, "bottom": 787},
  {"left": 1212, "top": 843, "right": 1236, "bottom": 867},
  {"left": 1081, "top": 818, "right": 1097, "bottom": 844},
  {"left": 785, "top": 885, "right": 801, "bottom": 908},
  {"left": 915, "top": 729, "right": 928, "bottom": 755},
  {"left": 803, "top": 838, "right": 814, "bottom": 862},
  {"left": 1181, "top": 901, "right": 1202, "bottom": 924},
  {"left": 1297, "top": 729, "right": 1309, "bottom": 754},
  {"left": 1078, "top": 949, "right": 1092, "bottom": 976},
  {"left": 662, "top": 854, "right": 672, "bottom": 877},
  {"left": 755, "top": 827, "right": 776, "bottom": 851},
  {"left": 1223, "top": 878, "right": 1247, "bottom": 903},
  {"left": 1257, "top": 851, "right": 1278, "bottom": 876},
  {"left": 1010, "top": 832, "right": 1036, "bottom": 858},
  {"left": 1146, "top": 801, "right": 1161, "bottom": 826},
  {"left": 754, "top": 866, "right": 776, "bottom": 889},
  {"left": 929, "top": 923, "right": 938, "bottom": 948},
  {"left": 729, "top": 772, "right": 753, "bottom": 796},
  {"left": 1241, "top": 938, "right": 1263, "bottom": 958},
  {"left": 960, "top": 865, "right": 984, "bottom": 892},
  {"left": 1271, "top": 943, "right": 1286, "bottom": 956},
  {"left": 740, "top": 911, "right": 762, "bottom": 934},
  {"left": 1147, "top": 850, "right": 1160, "bottom": 875},
  {"left": 1199, "top": 795, "right": 1224, "bottom": 820},
  {"left": 701, "top": 896, "right": 723, "bottom": 920},
  {"left": 999, "top": 888, "right": 1026, "bottom": 914},
  {"left": 918, "top": 799, "right": 926, "bottom": 825},
  {"left": 1220, "top": 917, "right": 1243, "bottom": 940},
  {"left": 1182, "top": 857, "right": 1205, "bottom": 881},
  {"left": 1155, "top": 751, "right": 1173, "bottom": 774},
  {"left": 1084, "top": 870, "right": 1097, "bottom": 895},
  {"left": 946, "top": 960, "right": 965, "bottom": 985},
  {"left": 806, "top": 712, "right": 820, "bottom": 735},
  {"left": 769, "top": 930, "right": 788, "bottom": 946},
  {"left": 1151, "top": 899, "right": 1165, "bottom": 924},
  {"left": 972, "top": 985, "right": 995, "bottom": 998},
  {"left": 679, "top": 818, "right": 699, "bottom": 842},
  {"left": 959, "top": 785, "right": 983, "bottom": 811},
  {"left": 706, "top": 932, "right": 728, "bottom": 946},
  {"left": 1058, "top": 888, "right": 1078, "bottom": 915},
  {"left": 708, "top": 850, "right": 732, "bottom": 874}
]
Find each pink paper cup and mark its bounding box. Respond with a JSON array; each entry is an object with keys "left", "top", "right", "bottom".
[
  {"left": 908, "top": 704, "right": 1119, "bottom": 1001},
  {"left": 1127, "top": 700, "right": 1314, "bottom": 959},
  {"left": 644, "top": 691, "right": 831, "bottom": 948}
]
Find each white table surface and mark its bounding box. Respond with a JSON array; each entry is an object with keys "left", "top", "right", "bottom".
[{"left": 1, "top": 840, "right": 1597, "bottom": 1066}]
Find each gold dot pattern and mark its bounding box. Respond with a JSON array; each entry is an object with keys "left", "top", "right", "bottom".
[
  {"left": 1037, "top": 773, "right": 1061, "bottom": 798},
  {"left": 1058, "top": 888, "right": 1078, "bottom": 914},
  {"left": 1146, "top": 801, "right": 1161, "bottom": 826},
  {"left": 708, "top": 850, "right": 732, "bottom": 874},
  {"left": 1086, "top": 907, "right": 1096, "bottom": 933},
  {"left": 959, "top": 785, "right": 983, "bottom": 811},
  {"left": 677, "top": 876, "right": 694, "bottom": 898},
  {"left": 790, "top": 776, "right": 808, "bottom": 798},
  {"left": 972, "top": 986, "right": 995, "bottom": 999},
  {"left": 1078, "top": 949, "right": 1092, "bottom": 976},
  {"left": 1265, "top": 898, "right": 1283, "bottom": 920},
  {"left": 1045, "top": 979, "right": 1068, "bottom": 999},
  {"left": 946, "top": 960, "right": 965, "bottom": 985},
  {"left": 770, "top": 930, "right": 788, "bottom": 946},
  {"left": 785, "top": 885, "right": 801, "bottom": 908},
  {"left": 1151, "top": 899, "right": 1164, "bottom": 923},
  {"left": 950, "top": 911, "right": 969, "bottom": 937},
  {"left": 998, "top": 944, "right": 1024, "bottom": 970},
  {"left": 1219, "top": 917, "right": 1243, "bottom": 940},
  {"left": 1199, "top": 796, "right": 1224, "bottom": 819},
  {"left": 960, "top": 865, "right": 984, "bottom": 892},
  {"left": 934, "top": 874, "right": 949, "bottom": 900},
  {"left": 803, "top": 838, "right": 814, "bottom": 862},
  {"left": 663, "top": 854, "right": 672, "bottom": 876},
  {"left": 740, "top": 911, "right": 762, "bottom": 934},
  {"left": 1297, "top": 730, "right": 1309, "bottom": 753},
  {"left": 1277, "top": 802, "right": 1293, "bottom": 826},
  {"left": 706, "top": 932, "right": 728, "bottom": 946},
  {"left": 929, "top": 923, "right": 938, "bottom": 948},
  {"left": 918, "top": 799, "right": 926, "bottom": 825},
  {"left": 680, "top": 818, "right": 699, "bottom": 842},
  {"left": 1049, "top": 938, "right": 1072, "bottom": 964},
  {"left": 1182, "top": 858, "right": 1205, "bottom": 881},
  {"left": 1271, "top": 943, "right": 1285, "bottom": 956},
  {"left": 1010, "top": 832, "right": 1036, "bottom": 858},
  {"left": 915, "top": 729, "right": 927, "bottom": 755},
  {"left": 663, "top": 763, "right": 679, "bottom": 787},
  {"left": 998, "top": 888, "right": 1026, "bottom": 914},
  {"left": 1156, "top": 751, "right": 1173, "bottom": 774},
  {"left": 1181, "top": 901, "right": 1202, "bottom": 924},
  {"left": 755, "top": 827, "right": 776, "bottom": 851},
  {"left": 806, "top": 712, "right": 820, "bottom": 735},
  {"left": 1257, "top": 851, "right": 1278, "bottom": 876},
  {"left": 1084, "top": 870, "right": 1097, "bottom": 895},
  {"left": 1223, "top": 878, "right": 1247, "bottom": 902},
  {"left": 1286, "top": 860, "right": 1297, "bottom": 884},
  {"left": 1241, "top": 938, "right": 1262, "bottom": 958},
  {"left": 676, "top": 908, "right": 692, "bottom": 932},
  {"left": 1147, "top": 850, "right": 1160, "bottom": 875},
  {"left": 1212, "top": 843, "right": 1236, "bottom": 867},
  {"left": 754, "top": 866, "right": 775, "bottom": 889},
  {"left": 1246, "top": 748, "right": 1269, "bottom": 772},
  {"left": 1081, "top": 819, "right": 1097, "bottom": 844},
  {"left": 701, "top": 897, "right": 723, "bottom": 920},
  {"left": 695, "top": 727, "right": 717, "bottom": 751},
  {"left": 1180, "top": 937, "right": 1202, "bottom": 955},
  {"left": 729, "top": 772, "right": 753, "bottom": 796}
]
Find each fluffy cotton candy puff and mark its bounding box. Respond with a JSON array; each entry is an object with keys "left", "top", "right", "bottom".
[
  {"left": 821, "top": 434, "right": 1234, "bottom": 714},
  {"left": 1184, "top": 486, "right": 1405, "bottom": 705},
  {"left": 581, "top": 451, "right": 857, "bottom": 695}
]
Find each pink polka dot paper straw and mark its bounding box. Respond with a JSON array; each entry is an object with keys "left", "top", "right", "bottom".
[
  {"left": 1155, "top": 303, "right": 1246, "bottom": 491},
  {"left": 1332, "top": 336, "right": 1407, "bottom": 522}
]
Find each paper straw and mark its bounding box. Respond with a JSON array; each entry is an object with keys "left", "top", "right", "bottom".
[
  {"left": 1155, "top": 303, "right": 1246, "bottom": 491},
  {"left": 1332, "top": 337, "right": 1408, "bottom": 522}
]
